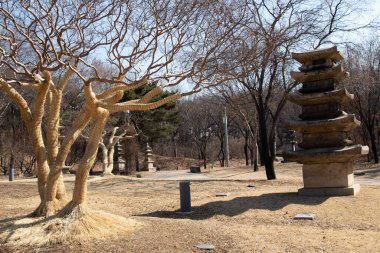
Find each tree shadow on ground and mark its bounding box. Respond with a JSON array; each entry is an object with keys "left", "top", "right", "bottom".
[
  {"left": 139, "top": 192, "right": 328, "bottom": 220},
  {"left": 0, "top": 215, "right": 56, "bottom": 245},
  {"left": 0, "top": 216, "right": 28, "bottom": 225}
]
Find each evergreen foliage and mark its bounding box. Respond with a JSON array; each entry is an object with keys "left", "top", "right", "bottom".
[{"left": 122, "top": 82, "right": 181, "bottom": 143}]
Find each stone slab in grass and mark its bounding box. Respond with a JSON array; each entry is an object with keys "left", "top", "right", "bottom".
[
  {"left": 196, "top": 243, "right": 215, "bottom": 250},
  {"left": 294, "top": 213, "right": 315, "bottom": 220},
  {"left": 215, "top": 193, "right": 229, "bottom": 197}
]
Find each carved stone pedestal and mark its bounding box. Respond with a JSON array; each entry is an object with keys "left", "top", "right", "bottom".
[{"left": 298, "top": 184, "right": 360, "bottom": 196}]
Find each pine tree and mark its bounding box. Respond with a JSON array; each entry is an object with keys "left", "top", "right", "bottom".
[{"left": 122, "top": 82, "right": 181, "bottom": 144}]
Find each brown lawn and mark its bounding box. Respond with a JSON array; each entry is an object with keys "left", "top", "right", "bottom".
[{"left": 0, "top": 161, "right": 379, "bottom": 253}]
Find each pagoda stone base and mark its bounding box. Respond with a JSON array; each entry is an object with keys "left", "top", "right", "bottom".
[
  {"left": 303, "top": 162, "right": 354, "bottom": 188},
  {"left": 298, "top": 184, "right": 360, "bottom": 196},
  {"left": 140, "top": 162, "right": 156, "bottom": 172}
]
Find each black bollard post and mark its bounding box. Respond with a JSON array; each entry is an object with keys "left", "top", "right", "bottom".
[
  {"left": 179, "top": 181, "right": 192, "bottom": 214},
  {"left": 9, "top": 152, "right": 14, "bottom": 182}
]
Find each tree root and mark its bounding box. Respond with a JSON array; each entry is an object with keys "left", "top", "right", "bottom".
[
  {"left": 45, "top": 199, "right": 69, "bottom": 217},
  {"left": 29, "top": 198, "right": 69, "bottom": 218},
  {"left": 57, "top": 201, "right": 86, "bottom": 217},
  {"left": 1, "top": 202, "right": 141, "bottom": 247},
  {"left": 29, "top": 201, "right": 46, "bottom": 217}
]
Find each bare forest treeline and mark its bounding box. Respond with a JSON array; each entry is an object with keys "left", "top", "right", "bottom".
[
  {"left": 3, "top": 44, "right": 380, "bottom": 176},
  {"left": 2, "top": 60, "right": 380, "bottom": 175}
]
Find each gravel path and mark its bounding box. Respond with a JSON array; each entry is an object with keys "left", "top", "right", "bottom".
[
  {"left": 355, "top": 178, "right": 380, "bottom": 186},
  {"left": 137, "top": 165, "right": 380, "bottom": 186},
  {"left": 139, "top": 170, "right": 210, "bottom": 180}
]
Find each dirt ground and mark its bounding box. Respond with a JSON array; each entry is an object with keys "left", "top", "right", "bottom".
[{"left": 1, "top": 161, "right": 380, "bottom": 253}]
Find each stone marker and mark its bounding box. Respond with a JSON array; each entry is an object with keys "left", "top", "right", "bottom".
[
  {"left": 196, "top": 243, "right": 215, "bottom": 250},
  {"left": 216, "top": 193, "right": 229, "bottom": 197},
  {"left": 284, "top": 46, "right": 369, "bottom": 196},
  {"left": 179, "top": 181, "right": 193, "bottom": 214},
  {"left": 294, "top": 213, "right": 315, "bottom": 220}
]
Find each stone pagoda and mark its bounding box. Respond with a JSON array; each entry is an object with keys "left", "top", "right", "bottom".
[
  {"left": 284, "top": 46, "right": 368, "bottom": 196},
  {"left": 142, "top": 143, "right": 156, "bottom": 172}
]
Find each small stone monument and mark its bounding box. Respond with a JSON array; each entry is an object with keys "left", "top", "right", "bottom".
[
  {"left": 143, "top": 143, "right": 156, "bottom": 172},
  {"left": 190, "top": 166, "right": 201, "bottom": 173},
  {"left": 284, "top": 46, "right": 369, "bottom": 196}
]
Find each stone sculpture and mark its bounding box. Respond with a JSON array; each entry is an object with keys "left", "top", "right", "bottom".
[{"left": 284, "top": 46, "right": 369, "bottom": 196}]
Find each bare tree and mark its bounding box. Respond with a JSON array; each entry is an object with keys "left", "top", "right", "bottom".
[
  {"left": 178, "top": 98, "right": 215, "bottom": 168},
  {"left": 98, "top": 127, "right": 137, "bottom": 176},
  {"left": 344, "top": 38, "right": 380, "bottom": 163},
  {"left": 214, "top": 0, "right": 371, "bottom": 179},
  {"left": 211, "top": 86, "right": 259, "bottom": 169},
  {"left": 0, "top": 0, "right": 238, "bottom": 242},
  {"left": 231, "top": 110, "right": 259, "bottom": 170}
]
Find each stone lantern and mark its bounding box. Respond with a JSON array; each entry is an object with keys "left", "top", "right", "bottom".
[
  {"left": 113, "top": 141, "right": 126, "bottom": 174},
  {"left": 284, "top": 46, "right": 368, "bottom": 196}
]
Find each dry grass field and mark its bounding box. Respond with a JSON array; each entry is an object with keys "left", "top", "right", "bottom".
[{"left": 1, "top": 161, "right": 380, "bottom": 253}]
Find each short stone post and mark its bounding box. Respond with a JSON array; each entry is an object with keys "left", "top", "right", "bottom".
[
  {"left": 179, "top": 181, "right": 192, "bottom": 213},
  {"left": 9, "top": 152, "right": 14, "bottom": 182}
]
